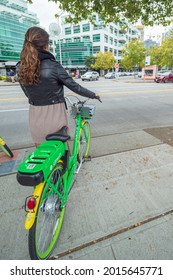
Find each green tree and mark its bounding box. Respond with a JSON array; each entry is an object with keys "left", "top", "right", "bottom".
[
  {"left": 28, "top": 0, "right": 173, "bottom": 26},
  {"left": 120, "top": 39, "right": 146, "bottom": 75},
  {"left": 149, "top": 46, "right": 162, "bottom": 67},
  {"left": 91, "top": 52, "right": 116, "bottom": 71},
  {"left": 84, "top": 56, "right": 96, "bottom": 69},
  {"left": 160, "top": 32, "right": 173, "bottom": 69}
]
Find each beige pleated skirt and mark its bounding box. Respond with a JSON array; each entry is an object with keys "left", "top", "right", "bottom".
[{"left": 29, "top": 103, "right": 69, "bottom": 144}]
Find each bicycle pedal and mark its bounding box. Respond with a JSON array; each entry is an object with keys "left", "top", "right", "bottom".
[{"left": 83, "top": 155, "right": 92, "bottom": 161}]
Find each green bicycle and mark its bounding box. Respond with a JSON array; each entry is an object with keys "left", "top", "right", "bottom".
[
  {"left": 0, "top": 136, "right": 13, "bottom": 158},
  {"left": 17, "top": 95, "right": 101, "bottom": 260}
]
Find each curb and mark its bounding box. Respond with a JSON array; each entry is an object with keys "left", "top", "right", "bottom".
[
  {"left": 0, "top": 82, "right": 19, "bottom": 86},
  {"left": 125, "top": 81, "right": 154, "bottom": 83}
]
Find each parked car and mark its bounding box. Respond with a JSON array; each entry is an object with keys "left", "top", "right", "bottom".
[
  {"left": 119, "top": 72, "right": 127, "bottom": 76},
  {"left": 81, "top": 71, "right": 99, "bottom": 81},
  {"left": 154, "top": 73, "right": 173, "bottom": 83},
  {"left": 138, "top": 71, "right": 142, "bottom": 78},
  {"left": 104, "top": 72, "right": 116, "bottom": 79},
  {"left": 156, "top": 71, "right": 171, "bottom": 77}
]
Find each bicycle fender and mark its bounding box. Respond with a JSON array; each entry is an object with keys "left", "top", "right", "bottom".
[
  {"left": 0, "top": 139, "right": 5, "bottom": 145},
  {"left": 25, "top": 182, "right": 44, "bottom": 230}
]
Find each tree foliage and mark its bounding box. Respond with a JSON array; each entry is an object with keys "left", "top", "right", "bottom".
[
  {"left": 160, "top": 32, "right": 173, "bottom": 68},
  {"left": 91, "top": 52, "right": 116, "bottom": 71},
  {"left": 149, "top": 46, "right": 162, "bottom": 67},
  {"left": 84, "top": 56, "right": 96, "bottom": 69},
  {"left": 120, "top": 39, "right": 146, "bottom": 70},
  {"left": 28, "top": 0, "right": 173, "bottom": 26},
  {"left": 147, "top": 31, "right": 173, "bottom": 68}
]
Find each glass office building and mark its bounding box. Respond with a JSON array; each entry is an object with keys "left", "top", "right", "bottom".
[
  {"left": 56, "top": 41, "right": 92, "bottom": 69},
  {"left": 0, "top": 0, "right": 39, "bottom": 64},
  {"left": 57, "top": 13, "right": 141, "bottom": 73}
]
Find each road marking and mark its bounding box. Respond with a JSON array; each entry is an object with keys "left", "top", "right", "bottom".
[
  {"left": 0, "top": 108, "right": 28, "bottom": 113},
  {"left": 98, "top": 88, "right": 173, "bottom": 95},
  {"left": 0, "top": 88, "right": 172, "bottom": 103},
  {"left": 0, "top": 97, "right": 26, "bottom": 101}
]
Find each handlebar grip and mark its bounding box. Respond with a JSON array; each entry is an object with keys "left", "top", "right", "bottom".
[{"left": 95, "top": 96, "right": 102, "bottom": 103}]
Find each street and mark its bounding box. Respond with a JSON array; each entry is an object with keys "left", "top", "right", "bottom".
[
  {"left": 1, "top": 78, "right": 173, "bottom": 260},
  {"left": 1, "top": 78, "right": 173, "bottom": 148}
]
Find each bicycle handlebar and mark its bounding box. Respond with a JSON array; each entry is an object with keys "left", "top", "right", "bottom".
[
  {"left": 95, "top": 96, "right": 102, "bottom": 103},
  {"left": 65, "top": 95, "right": 102, "bottom": 105}
]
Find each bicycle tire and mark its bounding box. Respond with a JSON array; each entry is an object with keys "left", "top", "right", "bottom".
[
  {"left": 77, "top": 121, "right": 91, "bottom": 163},
  {"left": 0, "top": 143, "right": 13, "bottom": 158},
  {"left": 28, "top": 164, "right": 65, "bottom": 260}
]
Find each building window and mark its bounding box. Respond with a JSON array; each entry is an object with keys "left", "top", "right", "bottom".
[
  {"left": 104, "top": 35, "right": 108, "bottom": 43},
  {"left": 66, "top": 38, "right": 72, "bottom": 43},
  {"left": 93, "top": 46, "right": 100, "bottom": 54},
  {"left": 114, "top": 49, "right": 117, "bottom": 56},
  {"left": 110, "top": 37, "right": 113, "bottom": 45},
  {"left": 109, "top": 48, "right": 113, "bottom": 53},
  {"left": 104, "top": 46, "right": 108, "bottom": 52},
  {"left": 98, "top": 16, "right": 103, "bottom": 22},
  {"left": 82, "top": 23, "right": 90, "bottom": 32},
  {"left": 65, "top": 27, "right": 71, "bottom": 35},
  {"left": 93, "top": 34, "right": 100, "bottom": 42},
  {"left": 74, "top": 37, "right": 81, "bottom": 42},
  {"left": 110, "top": 26, "right": 113, "bottom": 34},
  {"left": 114, "top": 29, "right": 118, "bottom": 36},
  {"left": 73, "top": 25, "right": 80, "bottom": 33},
  {"left": 83, "top": 36, "right": 90, "bottom": 42},
  {"left": 94, "top": 24, "right": 103, "bottom": 30}
]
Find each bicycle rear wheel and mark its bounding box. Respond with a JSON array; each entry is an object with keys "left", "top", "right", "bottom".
[
  {"left": 77, "top": 121, "right": 91, "bottom": 163},
  {"left": 28, "top": 164, "right": 65, "bottom": 260},
  {"left": 0, "top": 143, "right": 13, "bottom": 158}
]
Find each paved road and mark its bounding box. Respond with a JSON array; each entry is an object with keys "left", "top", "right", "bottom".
[{"left": 1, "top": 78, "right": 173, "bottom": 149}]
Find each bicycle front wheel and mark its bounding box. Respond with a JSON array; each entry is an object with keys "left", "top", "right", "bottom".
[
  {"left": 0, "top": 143, "right": 13, "bottom": 158},
  {"left": 28, "top": 165, "right": 65, "bottom": 260},
  {"left": 78, "top": 121, "right": 91, "bottom": 163}
]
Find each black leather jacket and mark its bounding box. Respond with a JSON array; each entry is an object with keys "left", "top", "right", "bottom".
[{"left": 16, "top": 50, "right": 97, "bottom": 106}]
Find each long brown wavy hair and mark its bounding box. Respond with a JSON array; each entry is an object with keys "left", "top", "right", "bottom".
[{"left": 19, "top": 27, "right": 49, "bottom": 85}]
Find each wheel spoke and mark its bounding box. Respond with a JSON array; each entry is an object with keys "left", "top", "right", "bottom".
[{"left": 29, "top": 165, "right": 65, "bottom": 259}]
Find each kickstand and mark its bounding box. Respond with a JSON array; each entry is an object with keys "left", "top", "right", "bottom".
[{"left": 83, "top": 155, "right": 92, "bottom": 161}]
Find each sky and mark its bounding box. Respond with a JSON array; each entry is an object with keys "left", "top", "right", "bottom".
[
  {"left": 27, "top": 0, "right": 166, "bottom": 41},
  {"left": 27, "top": 0, "right": 61, "bottom": 31}
]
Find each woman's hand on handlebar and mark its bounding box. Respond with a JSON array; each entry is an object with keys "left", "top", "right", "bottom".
[{"left": 95, "top": 94, "right": 102, "bottom": 103}]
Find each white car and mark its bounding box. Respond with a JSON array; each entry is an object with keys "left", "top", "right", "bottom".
[
  {"left": 81, "top": 71, "right": 99, "bottom": 81},
  {"left": 157, "top": 71, "right": 171, "bottom": 77},
  {"left": 104, "top": 72, "right": 116, "bottom": 79},
  {"left": 138, "top": 71, "right": 142, "bottom": 78}
]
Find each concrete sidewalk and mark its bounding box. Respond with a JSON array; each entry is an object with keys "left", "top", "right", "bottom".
[{"left": 0, "top": 129, "right": 173, "bottom": 260}]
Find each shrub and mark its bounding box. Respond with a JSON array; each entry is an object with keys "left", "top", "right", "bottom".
[{"left": 0, "top": 76, "right": 6, "bottom": 81}]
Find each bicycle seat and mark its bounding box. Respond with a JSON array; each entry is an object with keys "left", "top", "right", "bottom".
[{"left": 46, "top": 126, "right": 71, "bottom": 142}]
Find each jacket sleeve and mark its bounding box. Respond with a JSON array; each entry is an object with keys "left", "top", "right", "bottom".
[{"left": 56, "top": 62, "right": 97, "bottom": 99}]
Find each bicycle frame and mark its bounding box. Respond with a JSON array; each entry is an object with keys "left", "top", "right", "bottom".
[
  {"left": 0, "top": 136, "right": 5, "bottom": 146},
  {"left": 0, "top": 136, "right": 13, "bottom": 158},
  {"left": 17, "top": 103, "right": 89, "bottom": 230}
]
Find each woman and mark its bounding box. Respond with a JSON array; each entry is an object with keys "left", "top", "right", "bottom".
[{"left": 16, "top": 27, "right": 100, "bottom": 146}]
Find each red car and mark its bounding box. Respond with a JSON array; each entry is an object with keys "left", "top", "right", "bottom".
[{"left": 154, "top": 73, "right": 173, "bottom": 83}]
